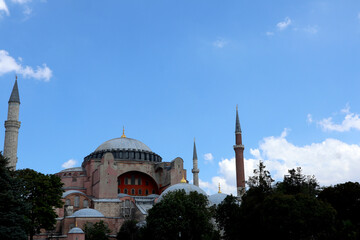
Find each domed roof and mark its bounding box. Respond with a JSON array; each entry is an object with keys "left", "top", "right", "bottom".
[
  {"left": 71, "top": 208, "right": 104, "bottom": 218},
  {"left": 158, "top": 183, "right": 207, "bottom": 202},
  {"left": 68, "top": 227, "right": 84, "bottom": 234},
  {"left": 95, "top": 137, "right": 151, "bottom": 152},
  {"left": 209, "top": 193, "right": 228, "bottom": 206},
  {"left": 62, "top": 190, "right": 87, "bottom": 198}
]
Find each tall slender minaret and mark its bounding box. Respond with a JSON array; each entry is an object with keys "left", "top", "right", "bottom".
[
  {"left": 4, "top": 77, "right": 21, "bottom": 169},
  {"left": 233, "top": 105, "right": 245, "bottom": 196},
  {"left": 192, "top": 138, "right": 199, "bottom": 187}
]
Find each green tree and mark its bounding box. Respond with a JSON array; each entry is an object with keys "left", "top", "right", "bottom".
[
  {"left": 214, "top": 195, "right": 241, "bottom": 240},
  {"left": 84, "top": 220, "right": 110, "bottom": 240},
  {"left": 145, "top": 190, "right": 218, "bottom": 240},
  {"left": 0, "top": 152, "right": 29, "bottom": 240},
  {"left": 117, "top": 219, "right": 140, "bottom": 240},
  {"left": 276, "top": 167, "right": 319, "bottom": 196},
  {"left": 261, "top": 193, "right": 336, "bottom": 240},
  {"left": 240, "top": 164, "right": 336, "bottom": 240},
  {"left": 319, "top": 182, "right": 360, "bottom": 239},
  {"left": 15, "top": 168, "right": 64, "bottom": 240}
]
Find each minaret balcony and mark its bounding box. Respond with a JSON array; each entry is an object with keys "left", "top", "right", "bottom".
[{"left": 233, "top": 144, "right": 244, "bottom": 149}]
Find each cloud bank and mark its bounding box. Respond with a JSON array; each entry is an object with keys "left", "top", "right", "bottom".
[
  {"left": 0, "top": 50, "right": 52, "bottom": 81},
  {"left": 201, "top": 129, "right": 360, "bottom": 195},
  {"left": 0, "top": 0, "right": 9, "bottom": 16},
  {"left": 317, "top": 105, "right": 360, "bottom": 132}
]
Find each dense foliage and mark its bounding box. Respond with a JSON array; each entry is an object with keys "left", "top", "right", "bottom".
[
  {"left": 117, "top": 219, "right": 142, "bottom": 240},
  {"left": 145, "top": 190, "right": 219, "bottom": 240},
  {"left": 319, "top": 182, "right": 360, "bottom": 239},
  {"left": 216, "top": 162, "right": 342, "bottom": 240},
  {"left": 84, "top": 220, "right": 111, "bottom": 240},
  {"left": 15, "top": 168, "right": 64, "bottom": 240},
  {"left": 0, "top": 152, "right": 28, "bottom": 240}
]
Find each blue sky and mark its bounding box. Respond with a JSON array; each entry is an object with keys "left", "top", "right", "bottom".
[{"left": 1, "top": 1, "right": 360, "bottom": 195}]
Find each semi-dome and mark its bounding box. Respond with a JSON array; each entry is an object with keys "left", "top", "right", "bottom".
[
  {"left": 71, "top": 208, "right": 104, "bottom": 218},
  {"left": 68, "top": 227, "right": 84, "bottom": 234},
  {"left": 158, "top": 183, "right": 207, "bottom": 202},
  {"left": 209, "top": 193, "right": 228, "bottom": 206},
  {"left": 95, "top": 137, "right": 152, "bottom": 152}
]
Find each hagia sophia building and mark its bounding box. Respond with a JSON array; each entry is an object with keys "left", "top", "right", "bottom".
[{"left": 2, "top": 79, "right": 246, "bottom": 239}]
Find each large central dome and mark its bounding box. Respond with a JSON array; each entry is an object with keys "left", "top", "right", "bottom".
[
  {"left": 95, "top": 137, "right": 151, "bottom": 152},
  {"left": 83, "top": 135, "right": 162, "bottom": 163}
]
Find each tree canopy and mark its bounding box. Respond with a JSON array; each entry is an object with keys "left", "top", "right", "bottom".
[
  {"left": 0, "top": 152, "right": 28, "bottom": 240},
  {"left": 145, "top": 190, "right": 219, "bottom": 240},
  {"left": 84, "top": 220, "right": 110, "bottom": 240},
  {"left": 15, "top": 168, "right": 64, "bottom": 240},
  {"left": 319, "top": 182, "right": 360, "bottom": 239},
  {"left": 217, "top": 163, "right": 337, "bottom": 240}
]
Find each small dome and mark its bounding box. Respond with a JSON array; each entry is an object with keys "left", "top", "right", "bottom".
[
  {"left": 95, "top": 137, "right": 151, "bottom": 152},
  {"left": 62, "top": 190, "right": 87, "bottom": 198},
  {"left": 209, "top": 193, "right": 228, "bottom": 206},
  {"left": 158, "top": 183, "right": 207, "bottom": 202},
  {"left": 68, "top": 227, "right": 84, "bottom": 234},
  {"left": 71, "top": 208, "right": 104, "bottom": 218}
]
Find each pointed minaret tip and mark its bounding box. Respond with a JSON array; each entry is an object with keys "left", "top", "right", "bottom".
[
  {"left": 193, "top": 138, "right": 198, "bottom": 160},
  {"left": 9, "top": 77, "right": 20, "bottom": 104},
  {"left": 235, "top": 105, "right": 241, "bottom": 133}
]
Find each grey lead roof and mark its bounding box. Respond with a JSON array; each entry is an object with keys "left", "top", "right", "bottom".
[
  {"left": 9, "top": 80, "right": 20, "bottom": 103},
  {"left": 68, "top": 227, "right": 84, "bottom": 234},
  {"left": 95, "top": 137, "right": 152, "bottom": 152},
  {"left": 235, "top": 105, "right": 241, "bottom": 133}
]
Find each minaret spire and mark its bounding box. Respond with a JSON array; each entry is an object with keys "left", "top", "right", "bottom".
[
  {"left": 233, "top": 105, "right": 245, "bottom": 196},
  {"left": 4, "top": 77, "right": 21, "bottom": 169},
  {"left": 235, "top": 104, "right": 241, "bottom": 133},
  {"left": 192, "top": 138, "right": 200, "bottom": 187}
]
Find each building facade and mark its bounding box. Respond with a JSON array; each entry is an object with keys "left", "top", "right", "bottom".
[{"left": 2, "top": 79, "right": 245, "bottom": 239}]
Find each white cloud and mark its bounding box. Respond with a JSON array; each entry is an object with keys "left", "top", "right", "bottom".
[
  {"left": 0, "top": 50, "right": 52, "bottom": 81},
  {"left": 277, "top": 17, "right": 292, "bottom": 31},
  {"left": 62, "top": 159, "right": 77, "bottom": 169},
  {"left": 252, "top": 130, "right": 360, "bottom": 186},
  {"left": 0, "top": 0, "right": 9, "bottom": 16},
  {"left": 266, "top": 31, "right": 274, "bottom": 36},
  {"left": 199, "top": 158, "right": 237, "bottom": 195},
  {"left": 201, "top": 126, "right": 360, "bottom": 195},
  {"left": 318, "top": 105, "right": 360, "bottom": 132},
  {"left": 307, "top": 114, "right": 313, "bottom": 123},
  {"left": 204, "top": 153, "right": 214, "bottom": 163},
  {"left": 213, "top": 38, "right": 228, "bottom": 48}
]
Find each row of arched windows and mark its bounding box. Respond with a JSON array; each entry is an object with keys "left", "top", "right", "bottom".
[
  {"left": 118, "top": 188, "right": 155, "bottom": 195},
  {"left": 65, "top": 196, "right": 89, "bottom": 208}
]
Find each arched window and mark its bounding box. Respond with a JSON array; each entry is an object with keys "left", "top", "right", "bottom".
[
  {"left": 138, "top": 189, "right": 142, "bottom": 195},
  {"left": 83, "top": 199, "right": 88, "bottom": 208},
  {"left": 74, "top": 196, "right": 80, "bottom": 207},
  {"left": 124, "top": 189, "right": 128, "bottom": 194},
  {"left": 131, "top": 189, "right": 135, "bottom": 195},
  {"left": 65, "top": 199, "right": 70, "bottom": 206},
  {"left": 145, "top": 189, "right": 149, "bottom": 195}
]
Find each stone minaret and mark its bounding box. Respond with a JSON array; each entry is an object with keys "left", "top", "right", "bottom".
[
  {"left": 233, "top": 105, "right": 245, "bottom": 196},
  {"left": 192, "top": 138, "right": 199, "bottom": 187},
  {"left": 4, "top": 78, "right": 21, "bottom": 169}
]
